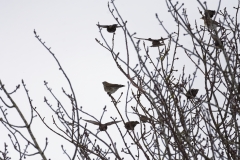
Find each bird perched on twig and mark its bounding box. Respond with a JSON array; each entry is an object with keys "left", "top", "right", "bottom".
[
  {"left": 102, "top": 81, "right": 124, "bottom": 94},
  {"left": 128, "top": 112, "right": 152, "bottom": 123},
  {"left": 201, "top": 9, "right": 224, "bottom": 31},
  {"left": 134, "top": 37, "right": 167, "bottom": 47},
  {"left": 83, "top": 119, "right": 121, "bottom": 131},
  {"left": 138, "top": 114, "right": 151, "bottom": 123},
  {"left": 124, "top": 121, "right": 139, "bottom": 130},
  {"left": 96, "top": 24, "right": 122, "bottom": 33},
  {"left": 186, "top": 89, "right": 199, "bottom": 99}
]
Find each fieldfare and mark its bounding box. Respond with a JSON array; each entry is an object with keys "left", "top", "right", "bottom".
[
  {"left": 97, "top": 24, "right": 122, "bottom": 33},
  {"left": 186, "top": 89, "right": 199, "bottom": 99},
  {"left": 134, "top": 37, "right": 167, "bottom": 47},
  {"left": 125, "top": 121, "right": 139, "bottom": 130},
  {"left": 102, "top": 81, "right": 124, "bottom": 94},
  {"left": 83, "top": 119, "right": 121, "bottom": 131}
]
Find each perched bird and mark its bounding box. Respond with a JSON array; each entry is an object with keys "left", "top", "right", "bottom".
[
  {"left": 186, "top": 89, "right": 199, "bottom": 99},
  {"left": 96, "top": 24, "right": 122, "bottom": 33},
  {"left": 134, "top": 37, "right": 167, "bottom": 47},
  {"left": 83, "top": 119, "right": 121, "bottom": 131},
  {"left": 124, "top": 121, "right": 139, "bottom": 130},
  {"left": 201, "top": 16, "right": 222, "bottom": 30},
  {"left": 102, "top": 81, "right": 124, "bottom": 94},
  {"left": 204, "top": 10, "right": 216, "bottom": 19},
  {"left": 128, "top": 112, "right": 151, "bottom": 123},
  {"left": 139, "top": 115, "right": 151, "bottom": 123}
]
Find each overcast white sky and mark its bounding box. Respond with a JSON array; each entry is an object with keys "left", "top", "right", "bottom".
[{"left": 0, "top": 1, "right": 237, "bottom": 159}]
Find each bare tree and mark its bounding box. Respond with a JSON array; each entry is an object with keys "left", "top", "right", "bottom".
[{"left": 0, "top": 0, "right": 239, "bottom": 159}]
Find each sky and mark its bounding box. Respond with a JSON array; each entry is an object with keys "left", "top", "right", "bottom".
[{"left": 0, "top": 0, "right": 237, "bottom": 159}]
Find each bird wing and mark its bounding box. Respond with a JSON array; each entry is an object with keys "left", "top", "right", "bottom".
[
  {"left": 82, "top": 119, "right": 100, "bottom": 125},
  {"left": 96, "top": 24, "right": 109, "bottom": 28},
  {"left": 134, "top": 37, "right": 149, "bottom": 41},
  {"left": 157, "top": 37, "right": 168, "bottom": 41},
  {"left": 105, "top": 83, "right": 124, "bottom": 88},
  {"left": 105, "top": 120, "right": 122, "bottom": 126}
]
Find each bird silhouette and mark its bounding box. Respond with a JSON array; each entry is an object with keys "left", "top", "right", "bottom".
[
  {"left": 128, "top": 112, "right": 152, "bottom": 123},
  {"left": 102, "top": 81, "right": 124, "bottom": 94},
  {"left": 134, "top": 37, "right": 167, "bottom": 47},
  {"left": 186, "top": 89, "right": 199, "bottom": 99},
  {"left": 124, "top": 121, "right": 139, "bottom": 130},
  {"left": 139, "top": 115, "right": 152, "bottom": 123},
  {"left": 97, "top": 24, "right": 122, "bottom": 33},
  {"left": 83, "top": 119, "right": 121, "bottom": 131}
]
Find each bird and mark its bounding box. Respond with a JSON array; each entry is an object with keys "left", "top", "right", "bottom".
[
  {"left": 124, "top": 121, "right": 139, "bottom": 130},
  {"left": 134, "top": 37, "right": 167, "bottom": 47},
  {"left": 82, "top": 119, "right": 121, "bottom": 131},
  {"left": 96, "top": 24, "right": 122, "bottom": 33},
  {"left": 128, "top": 112, "right": 151, "bottom": 123},
  {"left": 186, "top": 89, "right": 199, "bottom": 99},
  {"left": 102, "top": 81, "right": 124, "bottom": 94},
  {"left": 139, "top": 115, "right": 151, "bottom": 123},
  {"left": 204, "top": 10, "right": 216, "bottom": 19}
]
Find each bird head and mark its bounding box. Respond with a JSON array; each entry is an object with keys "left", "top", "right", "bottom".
[{"left": 102, "top": 81, "right": 108, "bottom": 85}]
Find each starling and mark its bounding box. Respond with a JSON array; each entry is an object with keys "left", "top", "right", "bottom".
[
  {"left": 186, "top": 89, "right": 199, "bottom": 99},
  {"left": 124, "top": 121, "right": 139, "bottom": 130},
  {"left": 102, "top": 81, "right": 124, "bottom": 94},
  {"left": 134, "top": 37, "right": 167, "bottom": 47},
  {"left": 96, "top": 24, "right": 122, "bottom": 33},
  {"left": 205, "top": 10, "right": 216, "bottom": 19},
  {"left": 83, "top": 119, "right": 121, "bottom": 131}
]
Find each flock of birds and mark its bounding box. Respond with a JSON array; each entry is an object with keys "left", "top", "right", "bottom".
[
  {"left": 96, "top": 9, "right": 224, "bottom": 49},
  {"left": 83, "top": 81, "right": 198, "bottom": 131},
  {"left": 96, "top": 24, "right": 169, "bottom": 47},
  {"left": 83, "top": 81, "right": 140, "bottom": 132},
  {"left": 82, "top": 10, "right": 223, "bottom": 132}
]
